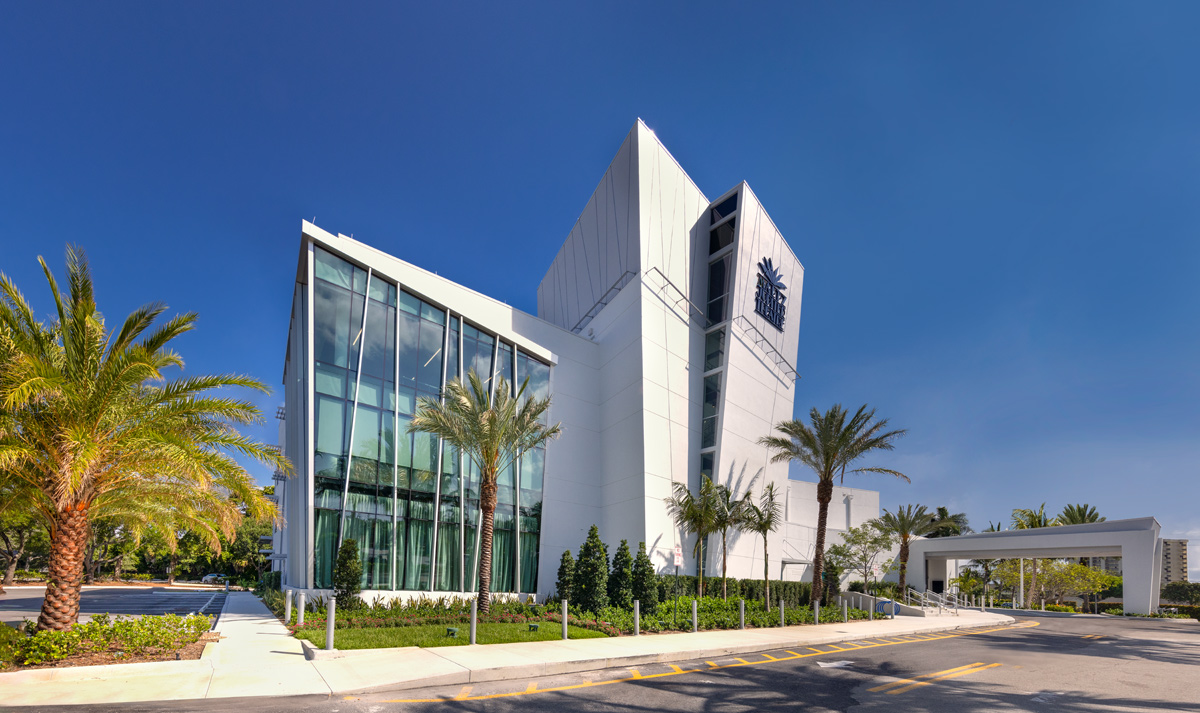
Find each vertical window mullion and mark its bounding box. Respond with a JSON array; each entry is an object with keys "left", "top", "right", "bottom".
[
  {"left": 429, "top": 308, "right": 450, "bottom": 592},
  {"left": 392, "top": 279, "right": 401, "bottom": 591}
]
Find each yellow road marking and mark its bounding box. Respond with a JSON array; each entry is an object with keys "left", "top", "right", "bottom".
[
  {"left": 378, "top": 621, "right": 1039, "bottom": 703},
  {"left": 734, "top": 657, "right": 750, "bottom": 664},
  {"left": 629, "top": 668, "right": 642, "bottom": 678},
  {"left": 807, "top": 647, "right": 825, "bottom": 653},
  {"left": 868, "top": 663, "right": 986, "bottom": 692},
  {"left": 888, "top": 663, "right": 1001, "bottom": 694},
  {"left": 762, "top": 653, "right": 779, "bottom": 661},
  {"left": 525, "top": 683, "right": 538, "bottom": 693},
  {"left": 669, "top": 664, "right": 685, "bottom": 673}
]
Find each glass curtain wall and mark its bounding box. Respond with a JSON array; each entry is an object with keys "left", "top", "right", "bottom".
[
  {"left": 699, "top": 193, "right": 738, "bottom": 578},
  {"left": 308, "top": 245, "right": 548, "bottom": 592}
]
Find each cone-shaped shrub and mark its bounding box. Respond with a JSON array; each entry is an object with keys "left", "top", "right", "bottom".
[
  {"left": 334, "top": 539, "right": 363, "bottom": 606},
  {"left": 608, "top": 540, "right": 634, "bottom": 610},
  {"left": 575, "top": 525, "right": 609, "bottom": 613},
  {"left": 632, "top": 542, "right": 659, "bottom": 610},
  {"left": 556, "top": 549, "right": 575, "bottom": 601}
]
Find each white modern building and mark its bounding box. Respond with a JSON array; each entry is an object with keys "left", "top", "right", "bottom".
[{"left": 272, "top": 120, "right": 883, "bottom": 599}]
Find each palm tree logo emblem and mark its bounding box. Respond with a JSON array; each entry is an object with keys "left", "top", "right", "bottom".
[
  {"left": 757, "top": 258, "right": 787, "bottom": 292},
  {"left": 754, "top": 258, "right": 787, "bottom": 330}
]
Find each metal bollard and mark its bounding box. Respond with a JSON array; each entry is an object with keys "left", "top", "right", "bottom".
[
  {"left": 843, "top": 601, "right": 848, "bottom": 622},
  {"left": 325, "top": 596, "right": 336, "bottom": 651},
  {"left": 470, "top": 598, "right": 478, "bottom": 644},
  {"left": 780, "top": 599, "right": 785, "bottom": 627},
  {"left": 814, "top": 601, "right": 820, "bottom": 624},
  {"left": 634, "top": 600, "right": 640, "bottom": 636},
  {"left": 562, "top": 599, "right": 569, "bottom": 640},
  {"left": 297, "top": 592, "right": 306, "bottom": 625},
  {"left": 692, "top": 599, "right": 698, "bottom": 632},
  {"left": 739, "top": 599, "right": 745, "bottom": 630},
  {"left": 225, "top": 580, "right": 230, "bottom": 592},
  {"left": 284, "top": 589, "right": 292, "bottom": 624}
]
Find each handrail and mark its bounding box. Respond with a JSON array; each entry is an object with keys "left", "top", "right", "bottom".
[
  {"left": 642, "top": 266, "right": 707, "bottom": 326},
  {"left": 732, "top": 316, "right": 799, "bottom": 381},
  {"left": 571, "top": 271, "right": 637, "bottom": 334}
]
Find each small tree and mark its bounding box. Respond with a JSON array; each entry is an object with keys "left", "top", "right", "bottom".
[
  {"left": 826, "top": 521, "right": 894, "bottom": 593},
  {"left": 608, "top": 539, "right": 634, "bottom": 610},
  {"left": 333, "top": 538, "right": 363, "bottom": 607},
  {"left": 663, "top": 477, "right": 718, "bottom": 597},
  {"left": 575, "top": 525, "right": 609, "bottom": 613},
  {"left": 737, "top": 482, "right": 783, "bottom": 610},
  {"left": 555, "top": 549, "right": 575, "bottom": 601},
  {"left": 631, "top": 542, "right": 658, "bottom": 610}
]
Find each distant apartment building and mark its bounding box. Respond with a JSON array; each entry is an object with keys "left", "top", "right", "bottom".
[{"left": 1161, "top": 539, "right": 1189, "bottom": 583}]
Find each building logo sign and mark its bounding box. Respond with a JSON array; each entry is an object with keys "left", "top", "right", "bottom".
[{"left": 754, "top": 257, "right": 787, "bottom": 331}]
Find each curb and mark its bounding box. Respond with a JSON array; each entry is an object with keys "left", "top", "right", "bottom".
[{"left": 332, "top": 614, "right": 1017, "bottom": 695}]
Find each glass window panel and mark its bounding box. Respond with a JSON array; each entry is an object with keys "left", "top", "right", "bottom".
[
  {"left": 314, "top": 247, "right": 353, "bottom": 289},
  {"left": 361, "top": 299, "right": 394, "bottom": 380},
  {"left": 397, "top": 311, "right": 420, "bottom": 391},
  {"left": 352, "top": 266, "right": 368, "bottom": 295},
  {"left": 314, "top": 282, "right": 351, "bottom": 368},
  {"left": 420, "top": 302, "right": 446, "bottom": 325},
  {"left": 315, "top": 396, "right": 346, "bottom": 457},
  {"left": 315, "top": 364, "right": 346, "bottom": 397},
  {"left": 704, "top": 330, "right": 725, "bottom": 371},
  {"left": 709, "top": 217, "right": 736, "bottom": 254},
  {"left": 351, "top": 405, "right": 380, "bottom": 460},
  {"left": 710, "top": 194, "right": 737, "bottom": 224},
  {"left": 706, "top": 254, "right": 732, "bottom": 324},
  {"left": 417, "top": 320, "right": 445, "bottom": 394},
  {"left": 356, "top": 378, "right": 381, "bottom": 407},
  {"left": 519, "top": 449, "right": 544, "bottom": 491},
  {"left": 397, "top": 386, "right": 416, "bottom": 415},
  {"left": 396, "top": 415, "right": 413, "bottom": 468},
  {"left": 702, "top": 416, "right": 718, "bottom": 449},
  {"left": 496, "top": 343, "right": 514, "bottom": 395},
  {"left": 703, "top": 374, "right": 722, "bottom": 419},
  {"left": 368, "top": 276, "right": 389, "bottom": 304},
  {"left": 448, "top": 318, "right": 460, "bottom": 381},
  {"left": 517, "top": 353, "right": 550, "bottom": 401},
  {"left": 398, "top": 290, "right": 420, "bottom": 317}
]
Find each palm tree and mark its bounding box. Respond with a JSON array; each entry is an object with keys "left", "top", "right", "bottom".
[
  {"left": 1011, "top": 504, "right": 1059, "bottom": 606},
  {"left": 1058, "top": 503, "right": 1105, "bottom": 525},
  {"left": 664, "top": 476, "right": 718, "bottom": 597},
  {"left": 711, "top": 481, "right": 747, "bottom": 600},
  {"left": 409, "top": 370, "right": 559, "bottom": 612},
  {"left": 927, "top": 506, "right": 971, "bottom": 538},
  {"left": 0, "top": 247, "right": 287, "bottom": 630},
  {"left": 877, "top": 504, "right": 938, "bottom": 592},
  {"left": 737, "top": 482, "right": 782, "bottom": 610},
  {"left": 759, "top": 404, "right": 908, "bottom": 604}
]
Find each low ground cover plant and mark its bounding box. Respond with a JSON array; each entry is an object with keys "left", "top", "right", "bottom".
[
  {"left": 1, "top": 613, "right": 212, "bottom": 668},
  {"left": 293, "top": 621, "right": 609, "bottom": 650},
  {"left": 1102, "top": 608, "right": 1192, "bottom": 619}
]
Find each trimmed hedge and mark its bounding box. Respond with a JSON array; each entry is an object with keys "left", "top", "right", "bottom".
[{"left": 656, "top": 575, "right": 812, "bottom": 609}]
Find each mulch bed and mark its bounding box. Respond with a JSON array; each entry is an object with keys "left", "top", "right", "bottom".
[{"left": 9, "top": 632, "right": 221, "bottom": 670}]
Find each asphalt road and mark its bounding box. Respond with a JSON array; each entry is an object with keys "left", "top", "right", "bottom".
[
  {"left": 22, "top": 613, "right": 1200, "bottom": 712},
  {"left": 0, "top": 587, "right": 227, "bottom": 625}
]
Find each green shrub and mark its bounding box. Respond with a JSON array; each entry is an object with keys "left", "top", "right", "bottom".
[
  {"left": 575, "top": 525, "right": 608, "bottom": 613},
  {"left": 333, "top": 538, "right": 363, "bottom": 607},
  {"left": 555, "top": 549, "right": 575, "bottom": 601},
  {"left": 608, "top": 540, "right": 633, "bottom": 610},
  {"left": 0, "top": 623, "right": 24, "bottom": 669},
  {"left": 11, "top": 613, "right": 211, "bottom": 666},
  {"left": 125, "top": 573, "right": 153, "bottom": 582},
  {"left": 257, "top": 571, "right": 282, "bottom": 592},
  {"left": 631, "top": 542, "right": 658, "bottom": 611},
  {"left": 1044, "top": 604, "right": 1077, "bottom": 613},
  {"left": 13, "top": 570, "right": 44, "bottom": 581}
]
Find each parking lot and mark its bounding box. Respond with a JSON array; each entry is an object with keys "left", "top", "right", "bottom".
[{"left": 0, "top": 586, "right": 227, "bottom": 625}]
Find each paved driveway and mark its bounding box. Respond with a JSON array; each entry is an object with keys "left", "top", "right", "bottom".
[{"left": 0, "top": 586, "right": 226, "bottom": 625}]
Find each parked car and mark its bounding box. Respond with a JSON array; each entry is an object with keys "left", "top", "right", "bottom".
[{"left": 200, "top": 573, "right": 228, "bottom": 584}]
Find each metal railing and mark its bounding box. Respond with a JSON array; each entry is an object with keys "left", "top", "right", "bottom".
[{"left": 904, "top": 586, "right": 960, "bottom": 616}]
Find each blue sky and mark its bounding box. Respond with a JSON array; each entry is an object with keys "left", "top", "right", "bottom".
[{"left": 2, "top": 3, "right": 1197, "bottom": 575}]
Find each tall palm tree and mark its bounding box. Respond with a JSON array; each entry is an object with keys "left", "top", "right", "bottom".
[
  {"left": 1058, "top": 503, "right": 1105, "bottom": 525},
  {"left": 664, "top": 476, "right": 718, "bottom": 597},
  {"left": 711, "top": 481, "right": 746, "bottom": 600},
  {"left": 0, "top": 247, "right": 287, "bottom": 630},
  {"left": 759, "top": 404, "right": 908, "bottom": 604},
  {"left": 927, "top": 506, "right": 971, "bottom": 538},
  {"left": 409, "top": 370, "right": 559, "bottom": 612},
  {"left": 877, "top": 504, "right": 938, "bottom": 592},
  {"left": 1011, "top": 504, "right": 1059, "bottom": 606},
  {"left": 737, "top": 482, "right": 783, "bottom": 610}
]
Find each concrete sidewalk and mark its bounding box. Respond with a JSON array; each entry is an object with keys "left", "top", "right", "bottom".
[{"left": 0, "top": 593, "right": 1015, "bottom": 706}]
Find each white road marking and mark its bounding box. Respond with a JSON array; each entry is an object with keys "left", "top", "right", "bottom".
[{"left": 817, "top": 661, "right": 855, "bottom": 668}]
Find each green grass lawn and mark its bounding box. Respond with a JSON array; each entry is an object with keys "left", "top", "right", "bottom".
[{"left": 295, "top": 622, "right": 608, "bottom": 650}]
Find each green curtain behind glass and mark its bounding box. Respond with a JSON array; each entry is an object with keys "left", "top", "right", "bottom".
[
  {"left": 492, "top": 528, "right": 515, "bottom": 593},
  {"left": 314, "top": 509, "right": 338, "bottom": 588},
  {"left": 519, "top": 531, "right": 538, "bottom": 593}
]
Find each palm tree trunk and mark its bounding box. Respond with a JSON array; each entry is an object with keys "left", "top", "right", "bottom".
[
  {"left": 898, "top": 539, "right": 910, "bottom": 592},
  {"left": 38, "top": 502, "right": 91, "bottom": 631},
  {"left": 721, "top": 530, "right": 728, "bottom": 600},
  {"left": 763, "top": 535, "right": 770, "bottom": 612},
  {"left": 478, "top": 478, "right": 497, "bottom": 613},
  {"left": 1028, "top": 559, "right": 1038, "bottom": 607},
  {"left": 810, "top": 479, "right": 834, "bottom": 605}
]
